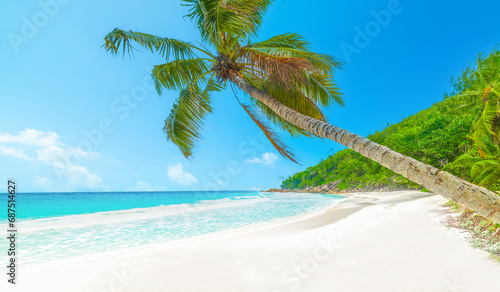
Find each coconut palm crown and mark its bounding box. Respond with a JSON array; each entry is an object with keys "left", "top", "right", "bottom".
[
  {"left": 443, "top": 49, "right": 500, "bottom": 149},
  {"left": 104, "top": 0, "right": 343, "bottom": 163},
  {"left": 104, "top": 0, "right": 500, "bottom": 224}
]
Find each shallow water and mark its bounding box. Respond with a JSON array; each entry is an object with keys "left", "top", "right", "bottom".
[{"left": 0, "top": 191, "right": 344, "bottom": 266}]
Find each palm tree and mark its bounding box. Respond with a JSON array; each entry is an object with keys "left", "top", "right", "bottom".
[
  {"left": 451, "top": 136, "right": 500, "bottom": 190},
  {"left": 103, "top": 0, "right": 500, "bottom": 223},
  {"left": 443, "top": 49, "right": 500, "bottom": 149}
]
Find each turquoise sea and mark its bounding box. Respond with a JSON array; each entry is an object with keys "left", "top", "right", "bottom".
[{"left": 0, "top": 191, "right": 344, "bottom": 267}]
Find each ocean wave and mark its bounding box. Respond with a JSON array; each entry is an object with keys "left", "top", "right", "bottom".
[
  {"left": 18, "top": 197, "right": 345, "bottom": 274},
  {"left": 18, "top": 195, "right": 270, "bottom": 233}
]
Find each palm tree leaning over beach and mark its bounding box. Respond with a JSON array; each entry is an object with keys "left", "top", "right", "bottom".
[{"left": 103, "top": 0, "right": 500, "bottom": 223}]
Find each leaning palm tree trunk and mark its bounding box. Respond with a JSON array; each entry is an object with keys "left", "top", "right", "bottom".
[{"left": 229, "top": 72, "right": 500, "bottom": 224}]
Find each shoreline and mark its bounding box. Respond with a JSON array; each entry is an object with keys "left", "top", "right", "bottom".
[
  {"left": 264, "top": 186, "right": 416, "bottom": 195},
  {"left": 7, "top": 191, "right": 500, "bottom": 292},
  {"left": 17, "top": 193, "right": 349, "bottom": 275}
]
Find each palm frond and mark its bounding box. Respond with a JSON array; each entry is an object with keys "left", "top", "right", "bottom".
[
  {"left": 182, "top": 0, "right": 274, "bottom": 45},
  {"left": 151, "top": 58, "right": 211, "bottom": 94},
  {"left": 451, "top": 154, "right": 487, "bottom": 168},
  {"left": 240, "top": 49, "right": 313, "bottom": 89},
  {"left": 481, "top": 134, "right": 500, "bottom": 156},
  {"left": 482, "top": 100, "right": 500, "bottom": 141},
  {"left": 473, "top": 165, "right": 499, "bottom": 187},
  {"left": 446, "top": 49, "right": 500, "bottom": 107},
  {"left": 103, "top": 28, "right": 194, "bottom": 60},
  {"left": 163, "top": 78, "right": 223, "bottom": 158},
  {"left": 440, "top": 91, "right": 483, "bottom": 115},
  {"left": 236, "top": 72, "right": 314, "bottom": 137},
  {"left": 237, "top": 33, "right": 343, "bottom": 107},
  {"left": 443, "top": 48, "right": 500, "bottom": 155},
  {"left": 244, "top": 33, "right": 310, "bottom": 50},
  {"left": 256, "top": 79, "right": 326, "bottom": 120},
  {"left": 470, "top": 100, "right": 500, "bottom": 147},
  {"left": 302, "top": 72, "right": 344, "bottom": 107},
  {"left": 241, "top": 33, "right": 340, "bottom": 74},
  {"left": 239, "top": 102, "right": 298, "bottom": 163},
  {"left": 471, "top": 161, "right": 488, "bottom": 178},
  {"left": 478, "top": 166, "right": 500, "bottom": 188},
  {"left": 450, "top": 133, "right": 500, "bottom": 188}
]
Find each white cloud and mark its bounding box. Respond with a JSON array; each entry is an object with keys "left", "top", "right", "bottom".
[
  {"left": 245, "top": 152, "right": 279, "bottom": 166},
  {"left": 37, "top": 146, "right": 68, "bottom": 168},
  {"left": 167, "top": 163, "right": 198, "bottom": 186},
  {"left": 33, "top": 176, "right": 55, "bottom": 190},
  {"left": 126, "top": 181, "right": 166, "bottom": 192},
  {"left": 36, "top": 145, "right": 103, "bottom": 191},
  {"left": 0, "top": 128, "right": 60, "bottom": 147},
  {"left": 63, "top": 165, "right": 103, "bottom": 190},
  {"left": 0, "top": 129, "right": 103, "bottom": 191},
  {"left": 0, "top": 146, "right": 33, "bottom": 161},
  {"left": 71, "top": 147, "right": 100, "bottom": 159}
]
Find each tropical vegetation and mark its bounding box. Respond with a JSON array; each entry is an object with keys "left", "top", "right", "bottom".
[
  {"left": 282, "top": 48, "right": 500, "bottom": 193},
  {"left": 281, "top": 108, "right": 476, "bottom": 190}
]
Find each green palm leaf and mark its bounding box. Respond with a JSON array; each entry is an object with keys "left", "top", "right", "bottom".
[
  {"left": 151, "top": 58, "right": 211, "bottom": 94},
  {"left": 164, "top": 78, "right": 223, "bottom": 158},
  {"left": 239, "top": 102, "right": 298, "bottom": 163},
  {"left": 244, "top": 33, "right": 310, "bottom": 50},
  {"left": 473, "top": 165, "right": 498, "bottom": 187},
  {"left": 452, "top": 154, "right": 486, "bottom": 168},
  {"left": 470, "top": 100, "right": 500, "bottom": 147},
  {"left": 242, "top": 34, "right": 339, "bottom": 74},
  {"left": 444, "top": 48, "right": 500, "bottom": 146},
  {"left": 238, "top": 33, "right": 343, "bottom": 107},
  {"left": 257, "top": 79, "right": 325, "bottom": 120},
  {"left": 478, "top": 167, "right": 500, "bottom": 188},
  {"left": 103, "top": 28, "right": 194, "bottom": 60},
  {"left": 450, "top": 133, "right": 500, "bottom": 188},
  {"left": 302, "top": 72, "right": 344, "bottom": 107},
  {"left": 182, "top": 0, "right": 273, "bottom": 45}
]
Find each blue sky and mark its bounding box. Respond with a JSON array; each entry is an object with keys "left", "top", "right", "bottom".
[{"left": 1, "top": 0, "right": 499, "bottom": 192}]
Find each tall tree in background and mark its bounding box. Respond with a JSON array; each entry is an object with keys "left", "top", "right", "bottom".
[
  {"left": 444, "top": 50, "right": 500, "bottom": 149},
  {"left": 104, "top": 0, "right": 500, "bottom": 223},
  {"left": 442, "top": 49, "right": 500, "bottom": 189}
]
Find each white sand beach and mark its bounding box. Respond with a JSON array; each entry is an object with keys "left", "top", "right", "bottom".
[{"left": 7, "top": 191, "right": 500, "bottom": 292}]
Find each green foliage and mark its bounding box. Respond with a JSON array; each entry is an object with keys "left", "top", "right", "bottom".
[
  {"left": 182, "top": 0, "right": 274, "bottom": 46},
  {"left": 163, "top": 79, "right": 223, "bottom": 157},
  {"left": 441, "top": 49, "right": 500, "bottom": 190},
  {"left": 449, "top": 136, "right": 500, "bottom": 189},
  {"left": 281, "top": 102, "right": 475, "bottom": 190},
  {"left": 442, "top": 48, "right": 500, "bottom": 148},
  {"left": 103, "top": 28, "right": 195, "bottom": 60},
  {"left": 151, "top": 59, "right": 211, "bottom": 94}
]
